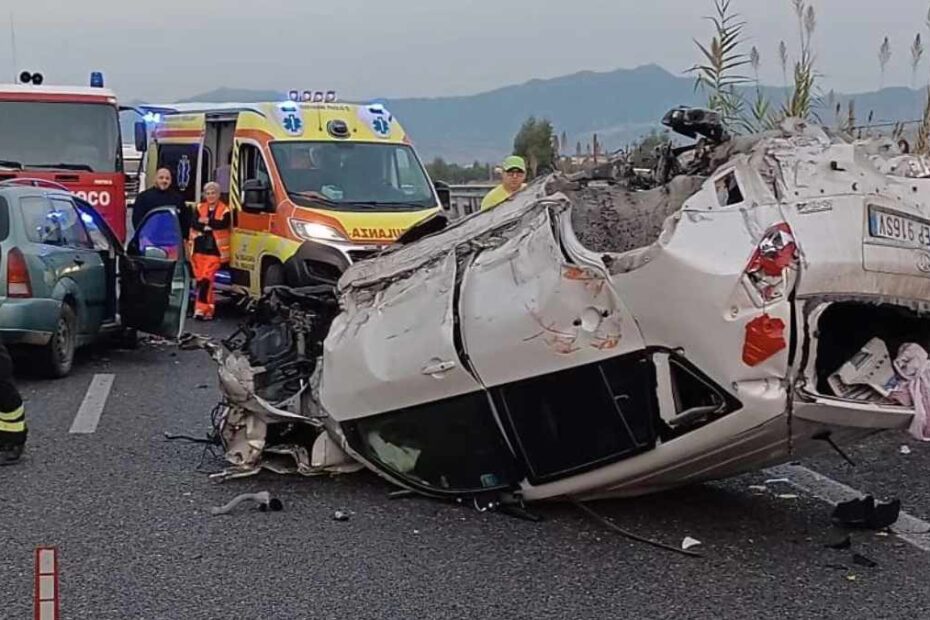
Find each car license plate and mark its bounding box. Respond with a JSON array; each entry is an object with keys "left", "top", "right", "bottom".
[{"left": 868, "top": 207, "right": 930, "bottom": 249}]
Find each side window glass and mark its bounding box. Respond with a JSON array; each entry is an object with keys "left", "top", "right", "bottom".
[
  {"left": 75, "top": 204, "right": 112, "bottom": 252},
  {"left": 49, "top": 198, "right": 92, "bottom": 249},
  {"left": 134, "top": 211, "right": 182, "bottom": 260},
  {"left": 20, "top": 196, "right": 87, "bottom": 248},
  {"left": 256, "top": 151, "right": 270, "bottom": 185}
]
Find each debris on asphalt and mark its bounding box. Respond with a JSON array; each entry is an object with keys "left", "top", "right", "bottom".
[
  {"left": 852, "top": 553, "right": 878, "bottom": 568},
  {"left": 825, "top": 535, "right": 852, "bottom": 550},
  {"left": 333, "top": 510, "right": 351, "bottom": 522},
  {"left": 831, "top": 496, "right": 901, "bottom": 530},
  {"left": 571, "top": 499, "right": 702, "bottom": 558},
  {"left": 681, "top": 536, "right": 702, "bottom": 551},
  {"left": 748, "top": 485, "right": 768, "bottom": 493},
  {"left": 846, "top": 575, "right": 858, "bottom": 582},
  {"left": 210, "top": 491, "right": 282, "bottom": 515},
  {"left": 899, "top": 445, "right": 912, "bottom": 455},
  {"left": 765, "top": 478, "right": 791, "bottom": 485},
  {"left": 777, "top": 494, "right": 799, "bottom": 500}
]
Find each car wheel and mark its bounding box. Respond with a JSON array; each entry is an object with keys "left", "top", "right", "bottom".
[
  {"left": 40, "top": 304, "right": 77, "bottom": 378},
  {"left": 262, "top": 261, "right": 285, "bottom": 291}
]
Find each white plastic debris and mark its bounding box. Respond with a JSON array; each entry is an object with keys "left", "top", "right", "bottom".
[
  {"left": 777, "top": 494, "right": 799, "bottom": 500},
  {"left": 764, "top": 478, "right": 790, "bottom": 485},
  {"left": 900, "top": 445, "right": 912, "bottom": 455},
  {"left": 681, "top": 536, "right": 702, "bottom": 550},
  {"left": 748, "top": 485, "right": 768, "bottom": 493}
]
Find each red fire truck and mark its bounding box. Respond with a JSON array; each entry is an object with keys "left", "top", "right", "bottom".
[{"left": 0, "top": 72, "right": 127, "bottom": 240}]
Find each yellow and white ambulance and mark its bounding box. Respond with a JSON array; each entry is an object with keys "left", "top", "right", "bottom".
[{"left": 135, "top": 93, "right": 447, "bottom": 296}]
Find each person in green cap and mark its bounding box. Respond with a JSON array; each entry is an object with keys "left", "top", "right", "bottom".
[{"left": 481, "top": 155, "right": 527, "bottom": 211}]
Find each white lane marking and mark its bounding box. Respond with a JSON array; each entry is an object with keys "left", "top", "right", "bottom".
[
  {"left": 68, "top": 374, "right": 115, "bottom": 434},
  {"left": 765, "top": 463, "right": 930, "bottom": 552}
]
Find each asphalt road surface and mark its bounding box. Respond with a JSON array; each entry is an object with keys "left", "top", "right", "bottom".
[{"left": 4, "top": 302, "right": 930, "bottom": 619}]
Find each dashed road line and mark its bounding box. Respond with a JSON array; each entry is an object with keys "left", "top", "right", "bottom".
[
  {"left": 765, "top": 463, "right": 930, "bottom": 552},
  {"left": 68, "top": 374, "right": 115, "bottom": 434}
]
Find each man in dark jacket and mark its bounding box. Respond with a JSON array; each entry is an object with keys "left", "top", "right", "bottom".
[
  {"left": 132, "top": 167, "right": 191, "bottom": 239},
  {"left": 0, "top": 342, "right": 25, "bottom": 465}
]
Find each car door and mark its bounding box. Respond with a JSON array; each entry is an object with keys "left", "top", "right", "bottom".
[
  {"left": 18, "top": 194, "right": 107, "bottom": 335},
  {"left": 119, "top": 207, "right": 190, "bottom": 339},
  {"left": 48, "top": 196, "right": 108, "bottom": 333}
]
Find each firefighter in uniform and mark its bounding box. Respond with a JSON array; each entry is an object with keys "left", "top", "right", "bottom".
[
  {"left": 0, "top": 341, "right": 26, "bottom": 464},
  {"left": 190, "top": 181, "right": 231, "bottom": 320}
]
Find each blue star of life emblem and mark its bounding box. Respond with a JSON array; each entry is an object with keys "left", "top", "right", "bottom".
[
  {"left": 372, "top": 116, "right": 390, "bottom": 136},
  {"left": 283, "top": 114, "right": 303, "bottom": 134}
]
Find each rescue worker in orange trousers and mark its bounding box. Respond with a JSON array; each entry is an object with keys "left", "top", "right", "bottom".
[
  {"left": 0, "top": 341, "right": 26, "bottom": 465},
  {"left": 190, "top": 182, "right": 231, "bottom": 320}
]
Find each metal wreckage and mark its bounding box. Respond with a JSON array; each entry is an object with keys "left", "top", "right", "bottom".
[{"left": 183, "top": 107, "right": 930, "bottom": 507}]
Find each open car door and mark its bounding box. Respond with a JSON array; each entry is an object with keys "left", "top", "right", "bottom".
[{"left": 119, "top": 207, "right": 191, "bottom": 339}]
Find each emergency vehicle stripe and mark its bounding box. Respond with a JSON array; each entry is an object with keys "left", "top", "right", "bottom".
[
  {"left": 0, "top": 405, "right": 24, "bottom": 432},
  {"left": 230, "top": 140, "right": 241, "bottom": 211}
]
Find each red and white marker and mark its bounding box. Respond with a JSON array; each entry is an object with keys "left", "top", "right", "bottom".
[{"left": 34, "top": 546, "right": 59, "bottom": 620}]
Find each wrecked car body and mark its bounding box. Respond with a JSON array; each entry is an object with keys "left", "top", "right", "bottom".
[{"left": 194, "top": 114, "right": 930, "bottom": 502}]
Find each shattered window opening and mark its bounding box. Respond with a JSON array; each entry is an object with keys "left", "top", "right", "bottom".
[
  {"left": 813, "top": 302, "right": 930, "bottom": 400},
  {"left": 714, "top": 171, "right": 744, "bottom": 207},
  {"left": 346, "top": 391, "right": 522, "bottom": 494},
  {"left": 491, "top": 353, "right": 657, "bottom": 484}
]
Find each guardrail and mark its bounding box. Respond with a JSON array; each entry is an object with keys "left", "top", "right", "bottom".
[{"left": 448, "top": 184, "right": 495, "bottom": 219}]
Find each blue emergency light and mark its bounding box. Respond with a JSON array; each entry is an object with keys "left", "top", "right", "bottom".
[
  {"left": 288, "top": 90, "right": 300, "bottom": 102},
  {"left": 143, "top": 112, "right": 161, "bottom": 124},
  {"left": 90, "top": 72, "right": 104, "bottom": 88}
]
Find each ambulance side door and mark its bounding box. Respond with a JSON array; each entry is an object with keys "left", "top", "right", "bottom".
[{"left": 229, "top": 138, "right": 275, "bottom": 292}]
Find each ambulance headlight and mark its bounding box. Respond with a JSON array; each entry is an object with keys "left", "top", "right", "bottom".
[{"left": 289, "top": 219, "right": 346, "bottom": 241}]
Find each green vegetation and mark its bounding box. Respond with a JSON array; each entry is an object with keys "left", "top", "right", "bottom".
[
  {"left": 425, "top": 158, "right": 493, "bottom": 184},
  {"left": 513, "top": 117, "right": 558, "bottom": 177}
]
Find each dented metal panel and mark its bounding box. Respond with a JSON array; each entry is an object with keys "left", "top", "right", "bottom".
[
  {"left": 322, "top": 251, "right": 482, "bottom": 420},
  {"left": 459, "top": 209, "right": 644, "bottom": 387}
]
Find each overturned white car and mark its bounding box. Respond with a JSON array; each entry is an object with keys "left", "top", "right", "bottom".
[{"left": 191, "top": 111, "right": 930, "bottom": 502}]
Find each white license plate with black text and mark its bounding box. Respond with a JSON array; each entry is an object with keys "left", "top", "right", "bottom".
[{"left": 868, "top": 207, "right": 930, "bottom": 249}]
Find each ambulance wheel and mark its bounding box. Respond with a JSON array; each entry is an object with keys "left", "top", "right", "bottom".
[
  {"left": 40, "top": 304, "right": 76, "bottom": 378},
  {"left": 262, "top": 261, "right": 285, "bottom": 291}
]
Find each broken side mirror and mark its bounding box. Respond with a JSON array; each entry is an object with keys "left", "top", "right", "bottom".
[
  {"left": 434, "top": 180, "right": 451, "bottom": 210},
  {"left": 242, "top": 178, "right": 271, "bottom": 213},
  {"left": 134, "top": 121, "right": 147, "bottom": 153}
]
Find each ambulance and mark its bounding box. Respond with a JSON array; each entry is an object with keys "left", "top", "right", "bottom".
[{"left": 134, "top": 92, "right": 448, "bottom": 296}]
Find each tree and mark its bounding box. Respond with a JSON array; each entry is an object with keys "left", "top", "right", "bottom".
[{"left": 513, "top": 116, "right": 557, "bottom": 177}]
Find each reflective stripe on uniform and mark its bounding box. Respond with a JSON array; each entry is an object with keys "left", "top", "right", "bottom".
[{"left": 0, "top": 405, "right": 24, "bottom": 422}]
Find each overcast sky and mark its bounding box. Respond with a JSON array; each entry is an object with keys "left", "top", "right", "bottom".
[{"left": 1, "top": 0, "right": 928, "bottom": 101}]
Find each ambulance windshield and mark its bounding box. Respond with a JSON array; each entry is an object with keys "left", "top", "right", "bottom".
[
  {"left": 271, "top": 141, "right": 436, "bottom": 211},
  {"left": 0, "top": 101, "right": 120, "bottom": 173}
]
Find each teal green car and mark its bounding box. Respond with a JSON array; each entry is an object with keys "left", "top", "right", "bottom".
[{"left": 0, "top": 183, "right": 191, "bottom": 377}]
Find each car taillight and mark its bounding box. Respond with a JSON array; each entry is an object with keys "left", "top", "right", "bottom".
[
  {"left": 742, "top": 313, "right": 787, "bottom": 366},
  {"left": 7, "top": 248, "right": 32, "bottom": 298},
  {"left": 745, "top": 222, "right": 798, "bottom": 302}
]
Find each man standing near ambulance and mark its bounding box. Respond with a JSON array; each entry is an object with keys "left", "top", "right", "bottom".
[{"left": 481, "top": 155, "right": 527, "bottom": 211}]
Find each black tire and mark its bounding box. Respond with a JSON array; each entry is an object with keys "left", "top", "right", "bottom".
[
  {"left": 262, "top": 261, "right": 285, "bottom": 291},
  {"left": 40, "top": 304, "right": 76, "bottom": 378}
]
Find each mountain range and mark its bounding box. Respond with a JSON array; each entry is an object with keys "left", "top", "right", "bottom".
[{"left": 131, "top": 64, "right": 928, "bottom": 163}]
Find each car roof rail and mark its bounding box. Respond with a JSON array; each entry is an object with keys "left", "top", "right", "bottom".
[{"left": 0, "top": 178, "right": 71, "bottom": 192}]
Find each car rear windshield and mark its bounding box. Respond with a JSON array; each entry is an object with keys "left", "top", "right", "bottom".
[{"left": 0, "top": 196, "right": 8, "bottom": 241}]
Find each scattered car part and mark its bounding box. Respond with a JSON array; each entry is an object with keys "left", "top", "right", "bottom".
[
  {"left": 832, "top": 496, "right": 901, "bottom": 530},
  {"left": 210, "top": 491, "right": 282, "bottom": 515},
  {"left": 852, "top": 553, "right": 878, "bottom": 568},
  {"left": 571, "top": 499, "right": 701, "bottom": 558}
]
